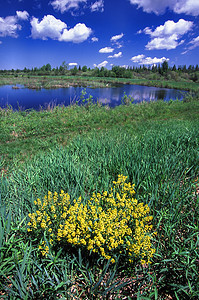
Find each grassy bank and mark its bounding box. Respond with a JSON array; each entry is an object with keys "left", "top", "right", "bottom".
[
  {"left": 0, "top": 74, "right": 199, "bottom": 92},
  {"left": 0, "top": 98, "right": 199, "bottom": 299},
  {"left": 1, "top": 97, "right": 199, "bottom": 168}
]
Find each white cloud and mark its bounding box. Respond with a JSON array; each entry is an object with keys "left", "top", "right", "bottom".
[
  {"left": 120, "top": 65, "right": 129, "bottom": 69},
  {"left": 130, "top": 54, "right": 145, "bottom": 63},
  {"left": 189, "top": 35, "right": 199, "bottom": 49},
  {"left": 51, "top": 0, "right": 87, "bottom": 13},
  {"left": 31, "top": 15, "right": 92, "bottom": 43},
  {"left": 91, "top": 36, "right": 98, "bottom": 42},
  {"left": 99, "top": 46, "right": 114, "bottom": 53},
  {"left": 94, "top": 60, "right": 108, "bottom": 68},
  {"left": 0, "top": 41, "right": 2, "bottom": 44},
  {"left": 31, "top": 15, "right": 67, "bottom": 40},
  {"left": 144, "top": 19, "right": 193, "bottom": 37},
  {"left": 144, "top": 19, "right": 193, "bottom": 50},
  {"left": 108, "top": 51, "right": 122, "bottom": 58},
  {"left": 90, "top": 0, "right": 104, "bottom": 12},
  {"left": 117, "top": 43, "right": 123, "bottom": 49},
  {"left": 146, "top": 34, "right": 181, "bottom": 50},
  {"left": 60, "top": 23, "right": 92, "bottom": 42},
  {"left": 173, "top": 0, "right": 199, "bottom": 16},
  {"left": 129, "top": 0, "right": 199, "bottom": 16},
  {"left": 16, "top": 10, "right": 29, "bottom": 20},
  {"left": 131, "top": 54, "right": 169, "bottom": 65},
  {"left": 0, "top": 16, "right": 21, "bottom": 38},
  {"left": 110, "top": 33, "right": 124, "bottom": 42},
  {"left": 68, "top": 62, "right": 78, "bottom": 66},
  {"left": 183, "top": 35, "right": 199, "bottom": 53}
]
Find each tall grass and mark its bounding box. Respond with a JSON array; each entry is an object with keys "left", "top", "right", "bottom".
[
  {"left": 0, "top": 119, "right": 198, "bottom": 299},
  {"left": 1, "top": 98, "right": 199, "bottom": 168}
]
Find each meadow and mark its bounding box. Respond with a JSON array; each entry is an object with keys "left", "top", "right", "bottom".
[{"left": 0, "top": 95, "right": 199, "bottom": 299}]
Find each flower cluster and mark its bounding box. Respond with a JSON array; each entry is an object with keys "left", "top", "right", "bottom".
[{"left": 27, "top": 175, "right": 156, "bottom": 264}]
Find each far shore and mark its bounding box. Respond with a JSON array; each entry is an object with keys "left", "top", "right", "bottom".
[{"left": 1, "top": 74, "right": 199, "bottom": 92}]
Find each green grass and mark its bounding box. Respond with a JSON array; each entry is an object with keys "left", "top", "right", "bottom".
[
  {"left": 0, "top": 74, "right": 199, "bottom": 91},
  {"left": 1, "top": 97, "right": 199, "bottom": 168},
  {"left": 0, "top": 98, "right": 199, "bottom": 299}
]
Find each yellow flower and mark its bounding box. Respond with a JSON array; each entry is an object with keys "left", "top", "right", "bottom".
[{"left": 29, "top": 176, "right": 156, "bottom": 266}]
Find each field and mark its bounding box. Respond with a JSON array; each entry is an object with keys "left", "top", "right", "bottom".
[{"left": 0, "top": 95, "right": 199, "bottom": 299}]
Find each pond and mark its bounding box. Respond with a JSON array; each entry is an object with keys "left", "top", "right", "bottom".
[{"left": 0, "top": 84, "right": 186, "bottom": 110}]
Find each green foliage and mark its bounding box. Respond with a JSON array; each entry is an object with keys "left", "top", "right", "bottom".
[
  {"left": 1, "top": 61, "right": 199, "bottom": 87},
  {"left": 0, "top": 101, "right": 199, "bottom": 298},
  {"left": 1, "top": 97, "right": 199, "bottom": 168},
  {"left": 121, "top": 92, "right": 134, "bottom": 105},
  {"left": 82, "top": 65, "right": 87, "bottom": 72}
]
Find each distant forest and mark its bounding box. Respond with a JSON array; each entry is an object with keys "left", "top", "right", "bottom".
[{"left": 0, "top": 61, "right": 199, "bottom": 83}]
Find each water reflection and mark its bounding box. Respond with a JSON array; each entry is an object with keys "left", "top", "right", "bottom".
[{"left": 0, "top": 84, "right": 185, "bottom": 110}]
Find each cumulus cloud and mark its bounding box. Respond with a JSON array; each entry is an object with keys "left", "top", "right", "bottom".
[
  {"left": 31, "top": 15, "right": 67, "bottom": 40},
  {"left": 90, "top": 0, "right": 104, "bottom": 12},
  {"left": 94, "top": 60, "right": 108, "bottom": 68},
  {"left": 99, "top": 46, "right": 114, "bottom": 53},
  {"left": 131, "top": 54, "right": 169, "bottom": 65},
  {"left": 68, "top": 62, "right": 78, "bottom": 66},
  {"left": 173, "top": 0, "right": 199, "bottom": 16},
  {"left": 0, "top": 16, "right": 22, "bottom": 38},
  {"left": 110, "top": 33, "right": 124, "bottom": 42},
  {"left": 60, "top": 23, "right": 92, "bottom": 42},
  {"left": 108, "top": 51, "right": 122, "bottom": 58},
  {"left": 129, "top": 0, "right": 199, "bottom": 16},
  {"left": 51, "top": 0, "right": 87, "bottom": 13},
  {"left": 16, "top": 10, "right": 29, "bottom": 20},
  {"left": 130, "top": 54, "right": 145, "bottom": 63},
  {"left": 30, "top": 15, "right": 92, "bottom": 43},
  {"left": 146, "top": 35, "right": 180, "bottom": 50},
  {"left": 91, "top": 36, "right": 98, "bottom": 42},
  {"left": 144, "top": 19, "right": 193, "bottom": 37},
  {"left": 144, "top": 19, "right": 193, "bottom": 50}
]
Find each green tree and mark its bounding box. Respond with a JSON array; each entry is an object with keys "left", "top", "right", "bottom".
[
  {"left": 82, "top": 65, "right": 87, "bottom": 72},
  {"left": 162, "top": 60, "right": 169, "bottom": 74},
  {"left": 45, "top": 63, "right": 51, "bottom": 72},
  {"left": 71, "top": 66, "right": 78, "bottom": 75}
]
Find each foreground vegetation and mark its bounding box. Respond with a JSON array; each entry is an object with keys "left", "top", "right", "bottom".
[
  {"left": 0, "top": 96, "right": 199, "bottom": 299},
  {"left": 1, "top": 94, "right": 199, "bottom": 168}
]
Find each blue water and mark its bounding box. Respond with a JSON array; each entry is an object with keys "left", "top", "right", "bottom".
[{"left": 0, "top": 84, "right": 185, "bottom": 110}]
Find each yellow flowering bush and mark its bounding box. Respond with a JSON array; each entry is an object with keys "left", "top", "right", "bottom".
[{"left": 27, "top": 175, "right": 156, "bottom": 264}]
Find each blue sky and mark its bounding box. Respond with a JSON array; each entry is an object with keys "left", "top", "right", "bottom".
[{"left": 0, "top": 0, "right": 199, "bottom": 69}]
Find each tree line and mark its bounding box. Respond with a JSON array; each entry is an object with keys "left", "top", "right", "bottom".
[{"left": 0, "top": 61, "right": 198, "bottom": 82}]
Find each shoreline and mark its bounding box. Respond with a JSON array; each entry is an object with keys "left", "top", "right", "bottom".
[{"left": 0, "top": 75, "right": 199, "bottom": 92}]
